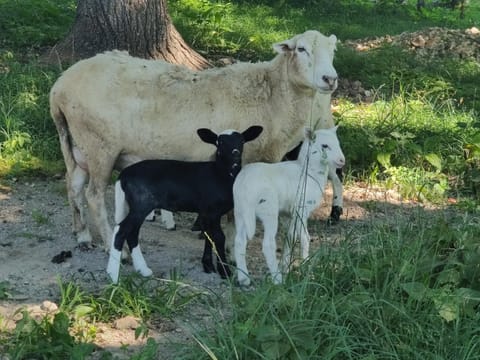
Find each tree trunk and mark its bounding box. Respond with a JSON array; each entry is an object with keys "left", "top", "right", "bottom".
[{"left": 44, "top": 0, "right": 210, "bottom": 70}]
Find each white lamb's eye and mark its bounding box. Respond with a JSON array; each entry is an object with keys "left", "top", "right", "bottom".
[
  {"left": 298, "top": 46, "right": 306, "bottom": 53},
  {"left": 322, "top": 144, "right": 330, "bottom": 149}
]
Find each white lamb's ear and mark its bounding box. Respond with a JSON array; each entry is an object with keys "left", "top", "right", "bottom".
[
  {"left": 273, "top": 38, "right": 295, "bottom": 54},
  {"left": 329, "top": 34, "right": 338, "bottom": 45}
]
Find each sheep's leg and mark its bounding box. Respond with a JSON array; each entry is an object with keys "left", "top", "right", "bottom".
[
  {"left": 283, "top": 217, "right": 300, "bottom": 273},
  {"left": 68, "top": 165, "right": 92, "bottom": 245},
  {"left": 262, "top": 215, "right": 282, "bottom": 285},
  {"left": 329, "top": 167, "right": 343, "bottom": 222},
  {"left": 85, "top": 168, "right": 114, "bottom": 251},
  {"left": 299, "top": 215, "right": 311, "bottom": 260},
  {"left": 234, "top": 219, "right": 251, "bottom": 286}
]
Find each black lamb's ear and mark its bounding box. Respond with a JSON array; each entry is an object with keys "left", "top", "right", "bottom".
[
  {"left": 197, "top": 128, "right": 218, "bottom": 145},
  {"left": 242, "top": 126, "right": 263, "bottom": 143}
]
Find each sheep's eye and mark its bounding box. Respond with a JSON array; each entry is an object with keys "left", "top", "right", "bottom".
[
  {"left": 297, "top": 46, "right": 306, "bottom": 53},
  {"left": 321, "top": 144, "right": 330, "bottom": 149}
]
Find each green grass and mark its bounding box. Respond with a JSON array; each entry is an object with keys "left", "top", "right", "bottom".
[
  {"left": 0, "top": 274, "right": 202, "bottom": 358},
  {"left": 180, "top": 209, "right": 480, "bottom": 359}
]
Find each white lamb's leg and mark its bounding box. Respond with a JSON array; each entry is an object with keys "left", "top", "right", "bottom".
[
  {"left": 106, "top": 225, "right": 122, "bottom": 284},
  {"left": 262, "top": 215, "right": 282, "bottom": 285},
  {"left": 299, "top": 215, "right": 311, "bottom": 260},
  {"left": 160, "top": 210, "right": 176, "bottom": 230},
  {"left": 234, "top": 221, "right": 250, "bottom": 286},
  {"left": 131, "top": 245, "right": 153, "bottom": 277}
]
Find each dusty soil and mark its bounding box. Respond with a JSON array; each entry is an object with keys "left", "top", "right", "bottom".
[{"left": 0, "top": 176, "right": 428, "bottom": 358}]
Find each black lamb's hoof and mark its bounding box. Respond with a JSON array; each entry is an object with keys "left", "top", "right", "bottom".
[
  {"left": 329, "top": 206, "right": 343, "bottom": 224},
  {"left": 218, "top": 263, "right": 232, "bottom": 279},
  {"left": 202, "top": 262, "right": 216, "bottom": 274}
]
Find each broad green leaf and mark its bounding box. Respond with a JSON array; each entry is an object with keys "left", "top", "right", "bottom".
[
  {"left": 400, "top": 282, "right": 428, "bottom": 301},
  {"left": 425, "top": 153, "right": 442, "bottom": 171},
  {"left": 377, "top": 152, "right": 391, "bottom": 168},
  {"left": 74, "top": 304, "right": 94, "bottom": 318}
]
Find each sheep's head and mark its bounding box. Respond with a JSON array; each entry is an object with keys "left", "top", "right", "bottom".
[
  {"left": 197, "top": 126, "right": 263, "bottom": 178},
  {"left": 273, "top": 30, "right": 338, "bottom": 94}
]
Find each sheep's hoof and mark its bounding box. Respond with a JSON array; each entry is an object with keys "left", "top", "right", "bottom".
[{"left": 329, "top": 206, "right": 343, "bottom": 223}]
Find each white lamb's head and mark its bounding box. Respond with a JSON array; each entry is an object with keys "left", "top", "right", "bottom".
[
  {"left": 300, "top": 126, "right": 345, "bottom": 170},
  {"left": 273, "top": 30, "right": 338, "bottom": 94}
]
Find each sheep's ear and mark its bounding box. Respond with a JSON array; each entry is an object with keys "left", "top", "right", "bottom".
[
  {"left": 273, "top": 38, "right": 295, "bottom": 54},
  {"left": 197, "top": 128, "right": 218, "bottom": 145},
  {"left": 304, "top": 127, "right": 316, "bottom": 142},
  {"left": 242, "top": 126, "right": 263, "bottom": 143}
]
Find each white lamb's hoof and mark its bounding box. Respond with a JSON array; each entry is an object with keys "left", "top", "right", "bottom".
[
  {"left": 237, "top": 274, "right": 251, "bottom": 287},
  {"left": 272, "top": 273, "right": 283, "bottom": 285},
  {"left": 107, "top": 248, "right": 122, "bottom": 284}
]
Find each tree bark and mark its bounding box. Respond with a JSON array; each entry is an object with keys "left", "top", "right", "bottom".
[{"left": 44, "top": 0, "right": 210, "bottom": 70}]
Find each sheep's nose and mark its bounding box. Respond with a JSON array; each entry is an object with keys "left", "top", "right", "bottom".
[{"left": 322, "top": 75, "right": 337, "bottom": 90}]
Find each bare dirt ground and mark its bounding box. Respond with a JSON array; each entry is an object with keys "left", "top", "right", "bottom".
[{"left": 0, "top": 175, "right": 431, "bottom": 358}]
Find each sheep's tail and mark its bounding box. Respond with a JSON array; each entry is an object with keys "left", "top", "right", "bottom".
[{"left": 50, "top": 90, "right": 77, "bottom": 177}]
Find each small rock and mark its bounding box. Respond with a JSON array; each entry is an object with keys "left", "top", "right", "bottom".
[
  {"left": 411, "top": 35, "right": 426, "bottom": 48},
  {"left": 41, "top": 300, "right": 58, "bottom": 312},
  {"left": 113, "top": 315, "right": 140, "bottom": 330},
  {"left": 466, "top": 27, "right": 480, "bottom": 36}
]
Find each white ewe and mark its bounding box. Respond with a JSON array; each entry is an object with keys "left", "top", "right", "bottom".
[
  {"left": 50, "top": 30, "right": 338, "bottom": 250},
  {"left": 233, "top": 126, "right": 345, "bottom": 286}
]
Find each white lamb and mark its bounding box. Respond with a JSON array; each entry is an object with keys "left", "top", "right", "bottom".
[{"left": 233, "top": 126, "right": 345, "bottom": 286}]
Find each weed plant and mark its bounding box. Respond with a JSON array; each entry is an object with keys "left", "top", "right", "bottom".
[
  {"left": 0, "top": 274, "right": 201, "bottom": 359},
  {"left": 182, "top": 209, "right": 480, "bottom": 359}
]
